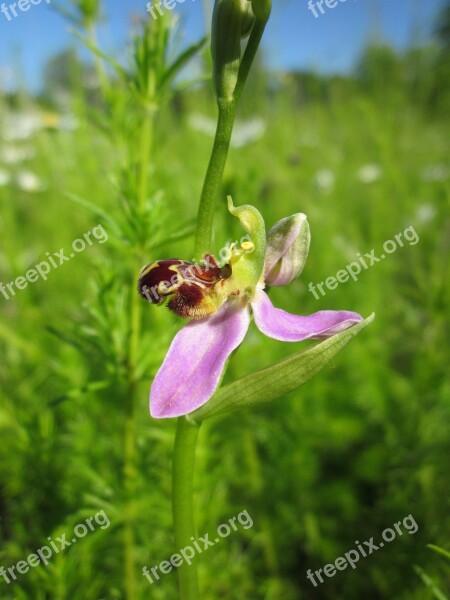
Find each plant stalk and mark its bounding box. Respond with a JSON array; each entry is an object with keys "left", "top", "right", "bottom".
[
  {"left": 124, "top": 99, "right": 155, "bottom": 600},
  {"left": 194, "top": 17, "right": 270, "bottom": 259},
  {"left": 194, "top": 99, "right": 237, "bottom": 258},
  {"left": 86, "top": 20, "right": 111, "bottom": 100},
  {"left": 173, "top": 417, "right": 201, "bottom": 600},
  {"left": 173, "top": 13, "right": 270, "bottom": 600}
]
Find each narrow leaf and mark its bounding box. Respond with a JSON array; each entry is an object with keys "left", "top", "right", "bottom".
[
  {"left": 71, "top": 29, "right": 129, "bottom": 81},
  {"left": 190, "top": 313, "right": 374, "bottom": 422},
  {"left": 65, "top": 192, "right": 122, "bottom": 238},
  {"left": 160, "top": 37, "right": 208, "bottom": 90},
  {"left": 427, "top": 545, "right": 450, "bottom": 561},
  {"left": 414, "top": 566, "right": 448, "bottom": 600}
]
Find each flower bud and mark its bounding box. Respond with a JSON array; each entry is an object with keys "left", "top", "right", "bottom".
[
  {"left": 240, "top": 1, "right": 256, "bottom": 37},
  {"left": 264, "top": 213, "right": 310, "bottom": 287},
  {"left": 251, "top": 0, "right": 271, "bottom": 21},
  {"left": 211, "top": 0, "right": 255, "bottom": 102}
]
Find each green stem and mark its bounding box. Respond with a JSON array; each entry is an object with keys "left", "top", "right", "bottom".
[
  {"left": 124, "top": 99, "right": 155, "bottom": 600},
  {"left": 138, "top": 115, "right": 153, "bottom": 212},
  {"left": 123, "top": 382, "right": 137, "bottom": 600},
  {"left": 176, "top": 13, "right": 270, "bottom": 600},
  {"left": 194, "top": 18, "right": 270, "bottom": 258},
  {"left": 194, "top": 99, "right": 237, "bottom": 258},
  {"left": 173, "top": 417, "right": 201, "bottom": 600},
  {"left": 86, "top": 20, "right": 110, "bottom": 101}
]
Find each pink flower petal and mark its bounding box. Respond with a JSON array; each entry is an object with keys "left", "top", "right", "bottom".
[
  {"left": 251, "top": 288, "right": 363, "bottom": 342},
  {"left": 150, "top": 301, "right": 250, "bottom": 418}
]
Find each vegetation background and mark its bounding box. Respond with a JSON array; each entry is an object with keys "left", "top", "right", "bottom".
[{"left": 0, "top": 0, "right": 449, "bottom": 598}]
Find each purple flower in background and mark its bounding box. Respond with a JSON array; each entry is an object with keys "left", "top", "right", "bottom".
[{"left": 139, "top": 198, "right": 363, "bottom": 418}]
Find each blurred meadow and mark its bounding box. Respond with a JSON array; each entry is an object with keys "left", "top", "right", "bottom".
[{"left": 0, "top": 0, "right": 449, "bottom": 598}]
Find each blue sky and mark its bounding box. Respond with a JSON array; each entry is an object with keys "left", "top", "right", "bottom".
[{"left": 0, "top": 0, "right": 446, "bottom": 92}]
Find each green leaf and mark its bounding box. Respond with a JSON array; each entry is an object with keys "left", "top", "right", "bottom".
[
  {"left": 190, "top": 313, "right": 375, "bottom": 423},
  {"left": 160, "top": 37, "right": 208, "bottom": 91},
  {"left": 151, "top": 221, "right": 196, "bottom": 251},
  {"left": 414, "top": 566, "right": 449, "bottom": 600},
  {"left": 71, "top": 29, "right": 129, "bottom": 81},
  {"left": 427, "top": 545, "right": 450, "bottom": 562},
  {"left": 0, "top": 321, "right": 40, "bottom": 359},
  {"left": 65, "top": 192, "right": 123, "bottom": 238}
]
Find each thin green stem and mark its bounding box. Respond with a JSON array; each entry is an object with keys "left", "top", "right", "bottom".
[
  {"left": 123, "top": 382, "right": 137, "bottom": 600},
  {"left": 138, "top": 115, "right": 153, "bottom": 212},
  {"left": 124, "top": 99, "right": 155, "bottom": 600},
  {"left": 173, "top": 417, "right": 201, "bottom": 600},
  {"left": 176, "top": 13, "right": 271, "bottom": 600},
  {"left": 86, "top": 21, "right": 110, "bottom": 101},
  {"left": 194, "top": 99, "right": 237, "bottom": 258},
  {"left": 194, "top": 17, "right": 270, "bottom": 258}
]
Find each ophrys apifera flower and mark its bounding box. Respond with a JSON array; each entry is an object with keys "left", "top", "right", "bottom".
[{"left": 139, "top": 198, "right": 363, "bottom": 418}]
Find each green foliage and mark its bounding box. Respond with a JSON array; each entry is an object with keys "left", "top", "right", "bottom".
[
  {"left": 191, "top": 315, "right": 374, "bottom": 422},
  {"left": 0, "top": 6, "right": 449, "bottom": 600},
  {"left": 51, "top": 0, "right": 102, "bottom": 28},
  {"left": 436, "top": 1, "right": 450, "bottom": 50}
]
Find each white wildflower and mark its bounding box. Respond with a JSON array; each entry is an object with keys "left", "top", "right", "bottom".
[
  {"left": 314, "top": 168, "right": 334, "bottom": 192},
  {"left": 357, "top": 164, "right": 382, "bottom": 184},
  {"left": 16, "top": 170, "right": 46, "bottom": 192}
]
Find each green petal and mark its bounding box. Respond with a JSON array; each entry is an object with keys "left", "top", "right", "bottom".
[{"left": 189, "top": 313, "right": 375, "bottom": 422}]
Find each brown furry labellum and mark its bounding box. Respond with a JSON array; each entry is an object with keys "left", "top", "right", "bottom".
[{"left": 138, "top": 255, "right": 232, "bottom": 319}]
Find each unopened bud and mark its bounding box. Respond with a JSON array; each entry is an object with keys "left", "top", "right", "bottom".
[
  {"left": 264, "top": 214, "right": 310, "bottom": 286},
  {"left": 211, "top": 0, "right": 256, "bottom": 102},
  {"left": 240, "top": 1, "right": 255, "bottom": 37},
  {"left": 251, "top": 0, "right": 271, "bottom": 21}
]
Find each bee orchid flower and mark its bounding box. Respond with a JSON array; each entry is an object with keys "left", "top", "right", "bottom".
[{"left": 138, "top": 198, "right": 363, "bottom": 418}]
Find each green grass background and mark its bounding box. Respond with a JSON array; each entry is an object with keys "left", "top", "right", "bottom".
[{"left": 0, "top": 6, "right": 449, "bottom": 599}]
